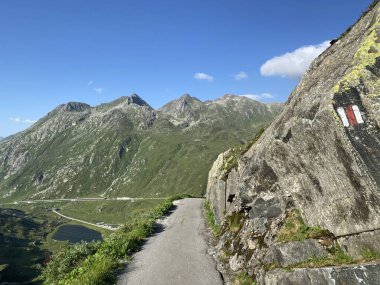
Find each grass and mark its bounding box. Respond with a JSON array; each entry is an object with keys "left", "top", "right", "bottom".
[
  {"left": 276, "top": 209, "right": 332, "bottom": 242},
  {"left": 204, "top": 200, "right": 221, "bottom": 236},
  {"left": 59, "top": 199, "right": 164, "bottom": 225},
  {"left": 361, "top": 247, "right": 380, "bottom": 262},
  {"left": 233, "top": 272, "right": 257, "bottom": 285},
  {"left": 286, "top": 245, "right": 353, "bottom": 270},
  {"left": 277, "top": 246, "right": 380, "bottom": 272},
  {"left": 41, "top": 195, "right": 189, "bottom": 285}
]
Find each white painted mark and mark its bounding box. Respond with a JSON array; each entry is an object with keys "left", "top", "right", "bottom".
[
  {"left": 337, "top": 107, "right": 350, "bottom": 127},
  {"left": 352, "top": 105, "right": 364, "bottom": 124},
  {"left": 354, "top": 271, "right": 365, "bottom": 284}
]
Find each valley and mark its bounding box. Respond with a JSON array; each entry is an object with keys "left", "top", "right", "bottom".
[
  {"left": 2, "top": 0, "right": 380, "bottom": 284},
  {"left": 0, "top": 198, "right": 169, "bottom": 284},
  {"left": 0, "top": 94, "right": 281, "bottom": 284}
]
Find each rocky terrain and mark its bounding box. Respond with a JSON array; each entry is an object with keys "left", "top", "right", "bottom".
[
  {"left": 0, "top": 94, "right": 282, "bottom": 202},
  {"left": 206, "top": 1, "right": 380, "bottom": 284}
]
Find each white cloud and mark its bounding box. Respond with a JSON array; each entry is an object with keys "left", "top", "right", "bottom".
[
  {"left": 241, "top": 93, "right": 274, "bottom": 102},
  {"left": 260, "top": 41, "right": 330, "bottom": 79},
  {"left": 234, "top": 71, "right": 248, "bottom": 81},
  {"left": 10, "top": 117, "right": 36, "bottom": 124},
  {"left": 93, "top": 87, "right": 105, "bottom": 94},
  {"left": 194, "top": 72, "right": 214, "bottom": 82},
  {"left": 88, "top": 80, "right": 105, "bottom": 94}
]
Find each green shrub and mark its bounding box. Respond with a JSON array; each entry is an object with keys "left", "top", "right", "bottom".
[
  {"left": 234, "top": 272, "right": 257, "bottom": 285},
  {"left": 64, "top": 254, "right": 117, "bottom": 285},
  {"left": 42, "top": 241, "right": 101, "bottom": 285}
]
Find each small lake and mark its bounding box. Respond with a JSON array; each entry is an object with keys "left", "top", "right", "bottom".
[{"left": 52, "top": 225, "right": 103, "bottom": 243}]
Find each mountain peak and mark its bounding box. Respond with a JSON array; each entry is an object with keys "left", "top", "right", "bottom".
[
  {"left": 179, "top": 94, "right": 200, "bottom": 102},
  {"left": 63, "top": 102, "right": 91, "bottom": 112},
  {"left": 106, "top": 94, "right": 151, "bottom": 109},
  {"left": 129, "top": 93, "right": 150, "bottom": 107}
]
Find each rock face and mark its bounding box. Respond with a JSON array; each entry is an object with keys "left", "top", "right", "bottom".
[
  {"left": 0, "top": 94, "right": 282, "bottom": 201},
  {"left": 265, "top": 263, "right": 380, "bottom": 285},
  {"left": 206, "top": 1, "right": 380, "bottom": 284}
]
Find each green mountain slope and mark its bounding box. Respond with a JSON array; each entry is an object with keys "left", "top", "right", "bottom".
[{"left": 0, "top": 94, "right": 282, "bottom": 201}]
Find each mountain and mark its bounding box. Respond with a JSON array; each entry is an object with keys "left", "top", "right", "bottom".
[
  {"left": 0, "top": 94, "right": 282, "bottom": 202},
  {"left": 206, "top": 1, "right": 380, "bottom": 284}
]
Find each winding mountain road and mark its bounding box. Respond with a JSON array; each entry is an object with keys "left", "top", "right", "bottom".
[
  {"left": 117, "top": 198, "right": 223, "bottom": 285},
  {"left": 52, "top": 209, "right": 119, "bottom": 231}
]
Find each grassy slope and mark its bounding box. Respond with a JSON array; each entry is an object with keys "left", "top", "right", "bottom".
[
  {"left": 0, "top": 198, "right": 165, "bottom": 284},
  {"left": 59, "top": 200, "right": 164, "bottom": 225},
  {"left": 0, "top": 207, "right": 58, "bottom": 284},
  {"left": 41, "top": 196, "right": 188, "bottom": 285}
]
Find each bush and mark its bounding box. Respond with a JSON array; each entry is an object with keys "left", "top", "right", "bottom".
[{"left": 42, "top": 241, "right": 100, "bottom": 285}]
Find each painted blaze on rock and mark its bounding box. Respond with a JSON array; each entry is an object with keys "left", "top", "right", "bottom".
[{"left": 333, "top": 87, "right": 380, "bottom": 190}]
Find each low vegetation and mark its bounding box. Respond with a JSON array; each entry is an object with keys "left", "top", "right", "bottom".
[
  {"left": 286, "top": 245, "right": 353, "bottom": 270},
  {"left": 227, "top": 211, "right": 245, "bottom": 233},
  {"left": 276, "top": 209, "right": 332, "bottom": 242},
  {"left": 233, "top": 272, "right": 257, "bottom": 285},
  {"left": 361, "top": 247, "right": 380, "bottom": 262},
  {"left": 0, "top": 208, "right": 60, "bottom": 284},
  {"left": 204, "top": 201, "right": 221, "bottom": 236},
  {"left": 41, "top": 194, "right": 191, "bottom": 285}
]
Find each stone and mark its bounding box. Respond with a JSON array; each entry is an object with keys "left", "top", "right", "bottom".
[
  {"left": 229, "top": 253, "right": 245, "bottom": 272},
  {"left": 264, "top": 239, "right": 328, "bottom": 267},
  {"left": 338, "top": 229, "right": 380, "bottom": 259},
  {"left": 264, "top": 263, "right": 380, "bottom": 285},
  {"left": 249, "top": 196, "right": 283, "bottom": 220}
]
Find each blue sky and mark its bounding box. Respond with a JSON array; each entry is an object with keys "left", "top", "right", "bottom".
[{"left": 0, "top": 0, "right": 373, "bottom": 137}]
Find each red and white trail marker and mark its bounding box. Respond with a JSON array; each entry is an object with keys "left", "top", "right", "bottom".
[{"left": 337, "top": 105, "right": 364, "bottom": 127}]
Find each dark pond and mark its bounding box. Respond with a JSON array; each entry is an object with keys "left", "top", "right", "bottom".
[{"left": 52, "top": 225, "right": 103, "bottom": 243}]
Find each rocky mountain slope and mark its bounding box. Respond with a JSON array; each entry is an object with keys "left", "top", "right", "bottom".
[
  {"left": 0, "top": 94, "right": 282, "bottom": 202},
  {"left": 206, "top": 1, "right": 380, "bottom": 284}
]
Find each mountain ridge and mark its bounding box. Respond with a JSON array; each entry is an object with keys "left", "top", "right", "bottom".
[{"left": 0, "top": 93, "right": 282, "bottom": 202}]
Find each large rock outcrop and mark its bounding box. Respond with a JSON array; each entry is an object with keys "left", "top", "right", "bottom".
[{"left": 206, "top": 2, "right": 380, "bottom": 284}]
